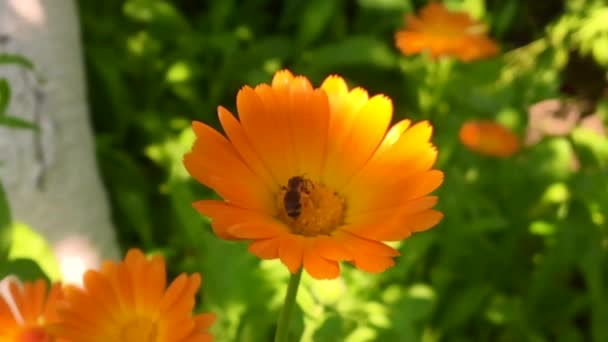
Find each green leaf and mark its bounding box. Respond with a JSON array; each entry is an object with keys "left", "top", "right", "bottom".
[
  {"left": 581, "top": 236, "right": 608, "bottom": 342},
  {"left": 592, "top": 35, "right": 608, "bottom": 67},
  {"left": 358, "top": 0, "right": 411, "bottom": 10},
  {"left": 9, "top": 223, "right": 61, "bottom": 281},
  {"left": 0, "top": 79, "right": 10, "bottom": 115},
  {"left": 297, "top": 0, "right": 338, "bottom": 46},
  {"left": 303, "top": 36, "right": 397, "bottom": 69},
  {"left": 123, "top": 0, "right": 188, "bottom": 30},
  {"left": 234, "top": 306, "right": 276, "bottom": 342},
  {"left": 0, "top": 115, "right": 38, "bottom": 130},
  {"left": 491, "top": 0, "right": 519, "bottom": 38},
  {"left": 0, "top": 54, "right": 34, "bottom": 69},
  {"left": 313, "top": 315, "right": 355, "bottom": 342},
  {"left": 437, "top": 285, "right": 492, "bottom": 332},
  {"left": 0, "top": 181, "right": 12, "bottom": 262},
  {"left": 0, "top": 258, "right": 49, "bottom": 282}
]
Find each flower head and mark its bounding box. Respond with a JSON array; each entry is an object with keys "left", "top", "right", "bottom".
[
  {"left": 184, "top": 70, "right": 444, "bottom": 279},
  {"left": 459, "top": 120, "right": 520, "bottom": 157},
  {"left": 52, "top": 249, "right": 215, "bottom": 342},
  {"left": 395, "top": 2, "right": 498, "bottom": 61},
  {"left": 0, "top": 278, "right": 64, "bottom": 342}
]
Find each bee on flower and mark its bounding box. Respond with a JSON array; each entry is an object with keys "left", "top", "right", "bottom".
[{"left": 184, "top": 69, "right": 444, "bottom": 280}]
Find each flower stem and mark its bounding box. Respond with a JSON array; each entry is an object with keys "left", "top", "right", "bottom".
[{"left": 274, "top": 268, "right": 303, "bottom": 342}]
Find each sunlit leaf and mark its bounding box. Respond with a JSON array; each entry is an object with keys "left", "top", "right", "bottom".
[
  {"left": 9, "top": 223, "right": 61, "bottom": 281},
  {"left": 571, "top": 127, "right": 608, "bottom": 169}
]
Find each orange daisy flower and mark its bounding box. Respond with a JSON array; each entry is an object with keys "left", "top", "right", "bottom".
[
  {"left": 184, "top": 70, "right": 444, "bottom": 280},
  {"left": 395, "top": 2, "right": 498, "bottom": 62},
  {"left": 0, "top": 278, "right": 64, "bottom": 341},
  {"left": 52, "top": 249, "right": 215, "bottom": 342},
  {"left": 459, "top": 120, "right": 520, "bottom": 157}
]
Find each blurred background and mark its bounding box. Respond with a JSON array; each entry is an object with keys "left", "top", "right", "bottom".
[{"left": 2, "top": 0, "right": 608, "bottom": 341}]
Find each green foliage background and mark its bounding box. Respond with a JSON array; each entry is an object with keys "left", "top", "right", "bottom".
[{"left": 73, "top": 0, "right": 608, "bottom": 341}]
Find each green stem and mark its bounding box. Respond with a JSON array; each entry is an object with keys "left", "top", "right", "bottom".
[{"left": 274, "top": 268, "right": 303, "bottom": 342}]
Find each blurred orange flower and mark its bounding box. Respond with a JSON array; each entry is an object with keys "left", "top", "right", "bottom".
[
  {"left": 0, "top": 278, "right": 64, "bottom": 342},
  {"left": 184, "top": 69, "right": 443, "bottom": 279},
  {"left": 395, "top": 2, "right": 498, "bottom": 61},
  {"left": 459, "top": 120, "right": 520, "bottom": 157},
  {"left": 52, "top": 249, "right": 215, "bottom": 342}
]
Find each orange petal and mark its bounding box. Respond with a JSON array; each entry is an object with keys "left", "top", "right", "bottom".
[
  {"left": 395, "top": 2, "right": 498, "bottom": 61},
  {"left": 162, "top": 316, "right": 196, "bottom": 341},
  {"left": 374, "top": 119, "right": 412, "bottom": 156},
  {"left": 351, "top": 255, "right": 395, "bottom": 273},
  {"left": 60, "top": 285, "right": 106, "bottom": 327},
  {"left": 303, "top": 244, "right": 340, "bottom": 280},
  {"left": 248, "top": 237, "right": 281, "bottom": 259},
  {"left": 22, "top": 280, "right": 46, "bottom": 323},
  {"left": 0, "top": 290, "right": 18, "bottom": 328},
  {"left": 334, "top": 231, "right": 399, "bottom": 257},
  {"left": 8, "top": 281, "right": 25, "bottom": 318},
  {"left": 184, "top": 121, "right": 273, "bottom": 213},
  {"left": 334, "top": 231, "right": 399, "bottom": 273},
  {"left": 347, "top": 196, "right": 438, "bottom": 224},
  {"left": 96, "top": 259, "right": 134, "bottom": 313},
  {"left": 138, "top": 255, "right": 166, "bottom": 312},
  {"left": 271, "top": 69, "right": 295, "bottom": 88},
  {"left": 348, "top": 170, "right": 444, "bottom": 214},
  {"left": 193, "top": 200, "right": 286, "bottom": 240},
  {"left": 312, "top": 235, "right": 353, "bottom": 262},
  {"left": 278, "top": 234, "right": 305, "bottom": 273},
  {"left": 161, "top": 273, "right": 200, "bottom": 319},
  {"left": 374, "top": 120, "right": 436, "bottom": 176},
  {"left": 218, "top": 106, "right": 276, "bottom": 188},
  {"left": 42, "top": 283, "right": 63, "bottom": 322},
  {"left": 160, "top": 274, "right": 189, "bottom": 312},
  {"left": 124, "top": 251, "right": 147, "bottom": 281},
  {"left": 406, "top": 209, "right": 444, "bottom": 233},
  {"left": 321, "top": 78, "right": 370, "bottom": 186},
  {"left": 226, "top": 221, "right": 287, "bottom": 240},
  {"left": 193, "top": 312, "right": 216, "bottom": 331},
  {"left": 238, "top": 84, "right": 296, "bottom": 185},
  {"left": 81, "top": 270, "right": 122, "bottom": 321},
  {"left": 459, "top": 121, "right": 520, "bottom": 157},
  {"left": 344, "top": 209, "right": 443, "bottom": 241},
  {"left": 184, "top": 334, "right": 213, "bottom": 342},
  {"left": 344, "top": 121, "right": 438, "bottom": 199},
  {"left": 324, "top": 93, "right": 393, "bottom": 190},
  {"left": 287, "top": 83, "right": 329, "bottom": 180}
]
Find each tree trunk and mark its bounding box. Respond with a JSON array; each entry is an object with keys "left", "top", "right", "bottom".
[{"left": 0, "top": 0, "right": 118, "bottom": 284}]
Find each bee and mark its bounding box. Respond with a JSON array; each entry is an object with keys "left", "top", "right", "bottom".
[{"left": 282, "top": 176, "right": 313, "bottom": 219}]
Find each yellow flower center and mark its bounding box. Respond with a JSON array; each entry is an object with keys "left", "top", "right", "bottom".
[
  {"left": 120, "top": 317, "right": 158, "bottom": 342},
  {"left": 17, "top": 326, "right": 52, "bottom": 342},
  {"left": 278, "top": 177, "right": 345, "bottom": 236}
]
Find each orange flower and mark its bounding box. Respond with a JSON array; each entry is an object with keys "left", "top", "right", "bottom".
[
  {"left": 0, "top": 278, "right": 64, "bottom": 341},
  {"left": 395, "top": 2, "right": 498, "bottom": 61},
  {"left": 184, "top": 70, "right": 444, "bottom": 280},
  {"left": 459, "top": 120, "right": 520, "bottom": 157},
  {"left": 52, "top": 249, "right": 215, "bottom": 342}
]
